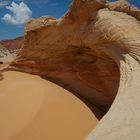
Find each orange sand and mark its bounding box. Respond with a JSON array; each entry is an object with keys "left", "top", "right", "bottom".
[{"left": 0, "top": 71, "right": 98, "bottom": 140}]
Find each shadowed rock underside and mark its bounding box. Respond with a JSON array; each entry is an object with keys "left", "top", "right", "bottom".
[{"left": 5, "top": 0, "right": 140, "bottom": 139}]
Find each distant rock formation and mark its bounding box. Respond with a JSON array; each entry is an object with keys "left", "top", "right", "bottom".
[
  {"left": 7, "top": 0, "right": 140, "bottom": 139},
  {"left": 0, "top": 44, "right": 14, "bottom": 63},
  {"left": 0, "top": 36, "right": 23, "bottom": 65},
  {"left": 0, "top": 36, "right": 24, "bottom": 53}
]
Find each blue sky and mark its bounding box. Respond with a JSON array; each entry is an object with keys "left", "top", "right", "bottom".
[{"left": 0, "top": 0, "right": 140, "bottom": 40}]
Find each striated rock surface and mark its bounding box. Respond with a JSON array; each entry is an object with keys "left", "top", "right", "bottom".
[
  {"left": 0, "top": 36, "right": 24, "bottom": 53},
  {"left": 7, "top": 0, "right": 140, "bottom": 139},
  {"left": 107, "top": 0, "right": 140, "bottom": 20}
]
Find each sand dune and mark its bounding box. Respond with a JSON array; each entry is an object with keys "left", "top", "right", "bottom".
[{"left": 0, "top": 71, "right": 98, "bottom": 140}]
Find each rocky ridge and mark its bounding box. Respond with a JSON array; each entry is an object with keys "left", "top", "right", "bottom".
[
  {"left": 0, "top": 36, "right": 23, "bottom": 53},
  {"left": 4, "top": 0, "right": 140, "bottom": 139}
]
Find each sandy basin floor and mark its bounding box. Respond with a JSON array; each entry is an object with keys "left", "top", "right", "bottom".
[{"left": 0, "top": 71, "right": 98, "bottom": 140}]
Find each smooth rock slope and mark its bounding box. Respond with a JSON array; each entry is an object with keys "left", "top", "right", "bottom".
[
  {"left": 5, "top": 0, "right": 140, "bottom": 139},
  {"left": 0, "top": 71, "right": 97, "bottom": 140}
]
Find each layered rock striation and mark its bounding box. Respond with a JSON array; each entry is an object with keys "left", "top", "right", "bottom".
[
  {"left": 7, "top": 0, "right": 140, "bottom": 139},
  {"left": 0, "top": 36, "right": 24, "bottom": 53}
]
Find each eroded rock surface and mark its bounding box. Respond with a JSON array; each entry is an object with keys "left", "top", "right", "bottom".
[
  {"left": 0, "top": 37, "right": 23, "bottom": 53},
  {"left": 7, "top": 0, "right": 140, "bottom": 139}
]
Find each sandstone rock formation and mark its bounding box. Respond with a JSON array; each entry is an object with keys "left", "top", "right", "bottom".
[
  {"left": 0, "top": 44, "right": 14, "bottom": 62},
  {"left": 0, "top": 37, "right": 23, "bottom": 70},
  {"left": 0, "top": 71, "right": 98, "bottom": 140},
  {"left": 0, "top": 36, "right": 24, "bottom": 53},
  {"left": 6, "top": 0, "right": 140, "bottom": 139}
]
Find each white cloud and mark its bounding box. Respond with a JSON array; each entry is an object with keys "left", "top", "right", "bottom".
[{"left": 2, "top": 2, "right": 32, "bottom": 25}]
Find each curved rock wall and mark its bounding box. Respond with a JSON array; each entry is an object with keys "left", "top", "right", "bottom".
[{"left": 8, "top": 0, "right": 140, "bottom": 139}]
